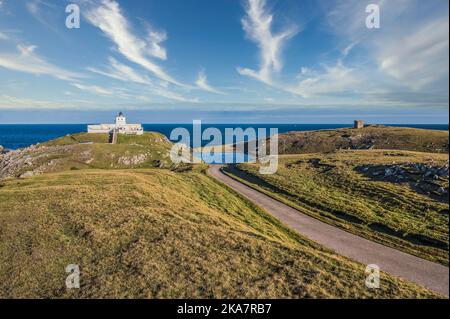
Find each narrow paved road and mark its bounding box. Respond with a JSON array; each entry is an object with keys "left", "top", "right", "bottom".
[{"left": 208, "top": 165, "right": 449, "bottom": 296}]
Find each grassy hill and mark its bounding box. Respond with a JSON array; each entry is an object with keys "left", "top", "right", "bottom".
[
  {"left": 227, "top": 150, "right": 449, "bottom": 265},
  {"left": 0, "top": 132, "right": 173, "bottom": 179},
  {"left": 0, "top": 167, "right": 441, "bottom": 298},
  {"left": 275, "top": 126, "right": 449, "bottom": 154}
]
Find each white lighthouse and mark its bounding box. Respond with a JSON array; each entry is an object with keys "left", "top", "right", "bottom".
[
  {"left": 115, "top": 112, "right": 127, "bottom": 126},
  {"left": 87, "top": 112, "right": 144, "bottom": 135}
]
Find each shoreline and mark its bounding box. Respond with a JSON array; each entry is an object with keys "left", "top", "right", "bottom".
[{"left": 1, "top": 123, "right": 448, "bottom": 151}]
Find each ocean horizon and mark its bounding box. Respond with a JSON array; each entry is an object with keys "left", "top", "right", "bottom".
[{"left": 0, "top": 123, "right": 448, "bottom": 151}]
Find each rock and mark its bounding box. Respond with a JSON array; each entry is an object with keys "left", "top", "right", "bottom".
[
  {"left": 117, "top": 154, "right": 147, "bottom": 166},
  {"left": 437, "top": 187, "right": 448, "bottom": 195},
  {"left": 437, "top": 168, "right": 449, "bottom": 177},
  {"left": 20, "top": 171, "right": 35, "bottom": 178},
  {"left": 384, "top": 168, "right": 394, "bottom": 177},
  {"left": 0, "top": 144, "right": 72, "bottom": 179}
]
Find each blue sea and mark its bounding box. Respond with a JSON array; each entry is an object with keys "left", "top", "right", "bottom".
[{"left": 0, "top": 123, "right": 448, "bottom": 151}]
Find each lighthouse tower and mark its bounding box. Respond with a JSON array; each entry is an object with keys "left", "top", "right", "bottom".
[{"left": 115, "top": 112, "right": 126, "bottom": 127}]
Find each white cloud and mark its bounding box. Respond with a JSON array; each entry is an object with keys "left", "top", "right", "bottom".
[
  {"left": 235, "top": 0, "right": 364, "bottom": 100},
  {"left": 342, "top": 41, "right": 358, "bottom": 58},
  {"left": 71, "top": 81, "right": 187, "bottom": 102},
  {"left": 195, "top": 70, "right": 224, "bottom": 94},
  {"left": 147, "top": 30, "right": 167, "bottom": 60},
  {"left": 299, "top": 67, "right": 310, "bottom": 75},
  {"left": 151, "top": 87, "right": 198, "bottom": 103},
  {"left": 377, "top": 17, "right": 449, "bottom": 90},
  {"left": 324, "top": 0, "right": 449, "bottom": 96},
  {"left": 71, "top": 83, "right": 114, "bottom": 96},
  {"left": 26, "top": 1, "right": 39, "bottom": 15},
  {"left": 87, "top": 57, "right": 152, "bottom": 85},
  {"left": 0, "top": 44, "right": 82, "bottom": 81},
  {"left": 237, "top": 0, "right": 298, "bottom": 85},
  {"left": 25, "top": 0, "right": 60, "bottom": 33},
  {"left": 0, "top": 94, "right": 84, "bottom": 109},
  {"left": 124, "top": 84, "right": 198, "bottom": 103},
  {"left": 87, "top": 57, "right": 195, "bottom": 102},
  {"left": 288, "top": 62, "right": 361, "bottom": 98},
  {"left": 0, "top": 31, "right": 8, "bottom": 41},
  {"left": 85, "top": 0, "right": 183, "bottom": 86}
]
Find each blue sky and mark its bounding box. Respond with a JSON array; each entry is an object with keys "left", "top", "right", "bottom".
[{"left": 0, "top": 0, "right": 448, "bottom": 123}]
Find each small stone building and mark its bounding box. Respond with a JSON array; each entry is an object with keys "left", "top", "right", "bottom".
[{"left": 354, "top": 120, "right": 365, "bottom": 129}]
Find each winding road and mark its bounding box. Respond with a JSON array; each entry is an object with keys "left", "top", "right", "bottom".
[{"left": 208, "top": 165, "right": 449, "bottom": 296}]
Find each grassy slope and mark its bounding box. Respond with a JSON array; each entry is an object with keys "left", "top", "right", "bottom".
[
  {"left": 6, "top": 132, "right": 174, "bottom": 178},
  {"left": 43, "top": 132, "right": 170, "bottom": 147},
  {"left": 0, "top": 168, "right": 441, "bottom": 298},
  {"left": 231, "top": 150, "right": 449, "bottom": 265},
  {"left": 277, "top": 126, "right": 449, "bottom": 154}
]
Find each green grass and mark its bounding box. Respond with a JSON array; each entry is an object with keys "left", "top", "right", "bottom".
[
  {"left": 43, "top": 132, "right": 110, "bottom": 145},
  {"left": 230, "top": 150, "right": 449, "bottom": 265},
  {"left": 0, "top": 168, "right": 442, "bottom": 298},
  {"left": 43, "top": 131, "right": 172, "bottom": 148}
]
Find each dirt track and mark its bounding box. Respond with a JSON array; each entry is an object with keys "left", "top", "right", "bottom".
[{"left": 208, "top": 165, "right": 449, "bottom": 296}]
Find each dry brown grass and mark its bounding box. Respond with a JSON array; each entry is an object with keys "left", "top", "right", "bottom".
[{"left": 0, "top": 168, "right": 442, "bottom": 298}]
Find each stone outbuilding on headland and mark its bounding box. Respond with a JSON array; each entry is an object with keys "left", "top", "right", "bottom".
[{"left": 354, "top": 120, "right": 365, "bottom": 129}]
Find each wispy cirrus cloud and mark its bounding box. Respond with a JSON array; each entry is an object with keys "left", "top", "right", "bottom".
[
  {"left": 151, "top": 87, "right": 198, "bottom": 103},
  {"left": 26, "top": 0, "right": 42, "bottom": 18},
  {"left": 84, "top": 0, "right": 183, "bottom": 87},
  {"left": 323, "top": 0, "right": 449, "bottom": 98},
  {"left": 288, "top": 61, "right": 361, "bottom": 98},
  {"left": 195, "top": 70, "right": 225, "bottom": 94},
  {"left": 82, "top": 0, "right": 197, "bottom": 102},
  {"left": 236, "top": 0, "right": 448, "bottom": 106},
  {"left": 0, "top": 31, "right": 8, "bottom": 41},
  {"left": 87, "top": 57, "right": 195, "bottom": 102},
  {"left": 147, "top": 30, "right": 167, "bottom": 61},
  {"left": 87, "top": 57, "right": 152, "bottom": 85},
  {"left": 237, "top": 0, "right": 298, "bottom": 85},
  {"left": 0, "top": 94, "right": 90, "bottom": 109},
  {"left": 71, "top": 83, "right": 114, "bottom": 96},
  {"left": 376, "top": 16, "right": 449, "bottom": 91},
  {"left": 0, "top": 44, "right": 82, "bottom": 81},
  {"left": 25, "top": 0, "right": 62, "bottom": 33},
  {"left": 237, "top": 0, "right": 361, "bottom": 99}
]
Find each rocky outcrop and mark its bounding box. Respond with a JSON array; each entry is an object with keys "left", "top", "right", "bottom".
[
  {"left": 358, "top": 162, "right": 449, "bottom": 201},
  {"left": 117, "top": 154, "right": 147, "bottom": 166},
  {"left": 0, "top": 132, "right": 174, "bottom": 179},
  {"left": 0, "top": 144, "right": 68, "bottom": 179},
  {"left": 0, "top": 143, "right": 169, "bottom": 179}
]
